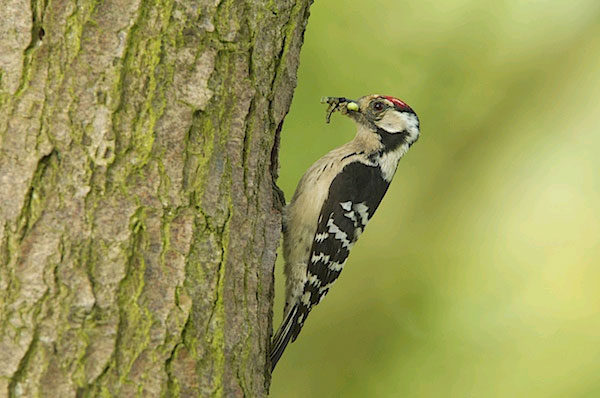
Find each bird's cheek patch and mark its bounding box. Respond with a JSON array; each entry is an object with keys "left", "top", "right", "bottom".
[{"left": 375, "top": 111, "right": 406, "bottom": 134}]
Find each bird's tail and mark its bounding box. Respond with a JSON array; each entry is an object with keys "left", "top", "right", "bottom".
[{"left": 270, "top": 304, "right": 300, "bottom": 371}]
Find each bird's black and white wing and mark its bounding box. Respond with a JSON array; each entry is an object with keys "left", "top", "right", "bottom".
[{"left": 270, "top": 160, "right": 390, "bottom": 369}]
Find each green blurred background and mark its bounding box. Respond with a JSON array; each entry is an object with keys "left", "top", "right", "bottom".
[{"left": 270, "top": 0, "right": 600, "bottom": 396}]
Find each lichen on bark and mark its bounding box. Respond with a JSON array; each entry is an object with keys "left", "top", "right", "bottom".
[{"left": 0, "top": 0, "right": 312, "bottom": 397}]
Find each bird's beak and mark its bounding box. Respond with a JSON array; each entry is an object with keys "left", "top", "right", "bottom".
[{"left": 321, "top": 97, "right": 360, "bottom": 123}]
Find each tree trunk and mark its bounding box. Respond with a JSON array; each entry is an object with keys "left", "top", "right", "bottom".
[{"left": 0, "top": 0, "right": 311, "bottom": 396}]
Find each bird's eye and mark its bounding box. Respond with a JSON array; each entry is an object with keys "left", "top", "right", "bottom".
[{"left": 372, "top": 101, "right": 385, "bottom": 111}]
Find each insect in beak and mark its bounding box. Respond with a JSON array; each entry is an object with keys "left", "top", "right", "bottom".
[{"left": 321, "top": 97, "right": 359, "bottom": 123}]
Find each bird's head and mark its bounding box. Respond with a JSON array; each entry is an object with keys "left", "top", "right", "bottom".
[{"left": 322, "top": 94, "right": 420, "bottom": 151}]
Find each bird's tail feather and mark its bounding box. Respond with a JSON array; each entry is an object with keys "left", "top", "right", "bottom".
[{"left": 270, "top": 304, "right": 299, "bottom": 371}]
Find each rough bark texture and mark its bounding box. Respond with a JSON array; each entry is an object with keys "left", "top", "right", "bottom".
[{"left": 0, "top": 0, "right": 311, "bottom": 396}]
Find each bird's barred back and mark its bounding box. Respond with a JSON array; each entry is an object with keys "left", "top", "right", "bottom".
[{"left": 290, "top": 161, "right": 390, "bottom": 341}]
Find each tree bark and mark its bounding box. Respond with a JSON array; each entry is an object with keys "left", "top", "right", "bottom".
[{"left": 0, "top": 0, "right": 311, "bottom": 396}]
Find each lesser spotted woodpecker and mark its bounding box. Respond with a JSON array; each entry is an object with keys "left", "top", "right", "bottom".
[{"left": 270, "top": 94, "right": 420, "bottom": 370}]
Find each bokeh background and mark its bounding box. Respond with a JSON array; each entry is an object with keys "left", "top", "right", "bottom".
[{"left": 270, "top": 0, "right": 600, "bottom": 396}]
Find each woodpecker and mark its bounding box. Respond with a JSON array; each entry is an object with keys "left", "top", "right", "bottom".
[{"left": 270, "top": 94, "right": 420, "bottom": 371}]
